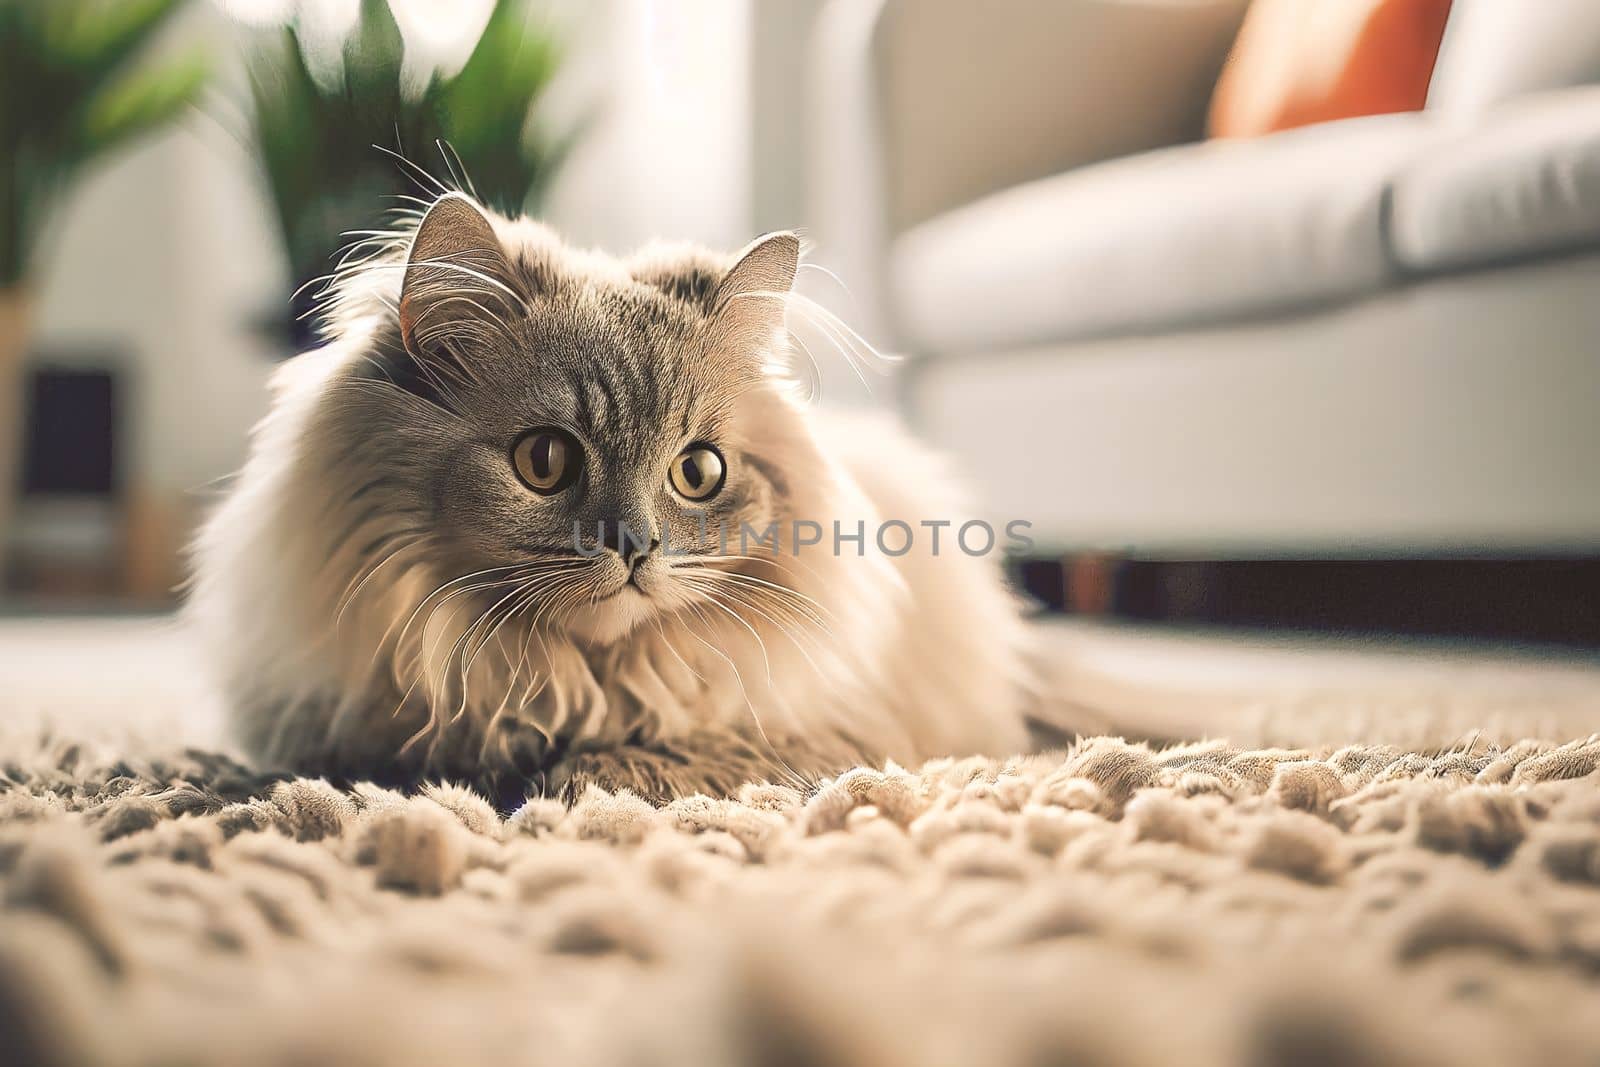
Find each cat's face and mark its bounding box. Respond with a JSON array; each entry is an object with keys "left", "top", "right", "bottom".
[{"left": 341, "top": 195, "right": 817, "bottom": 646}]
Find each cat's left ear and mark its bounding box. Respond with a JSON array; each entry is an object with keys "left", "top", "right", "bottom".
[
  {"left": 398, "top": 193, "right": 520, "bottom": 360},
  {"left": 710, "top": 231, "right": 799, "bottom": 323}
]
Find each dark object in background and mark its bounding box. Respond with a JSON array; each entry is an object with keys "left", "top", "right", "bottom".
[
  {"left": 20, "top": 366, "right": 119, "bottom": 495},
  {"left": 1017, "top": 557, "right": 1600, "bottom": 650},
  {"left": 6, "top": 360, "right": 125, "bottom": 599}
]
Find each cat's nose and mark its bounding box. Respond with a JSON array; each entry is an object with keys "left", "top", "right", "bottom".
[{"left": 596, "top": 519, "right": 656, "bottom": 567}]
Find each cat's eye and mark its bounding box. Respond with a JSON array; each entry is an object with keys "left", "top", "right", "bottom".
[
  {"left": 512, "top": 429, "right": 581, "bottom": 494},
  {"left": 669, "top": 444, "right": 726, "bottom": 502}
]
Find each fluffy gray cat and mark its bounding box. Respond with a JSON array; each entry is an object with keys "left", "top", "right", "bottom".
[{"left": 188, "top": 192, "right": 1032, "bottom": 805}]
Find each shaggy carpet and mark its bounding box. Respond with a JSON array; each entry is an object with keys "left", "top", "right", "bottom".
[{"left": 5, "top": 725, "right": 1600, "bottom": 1067}]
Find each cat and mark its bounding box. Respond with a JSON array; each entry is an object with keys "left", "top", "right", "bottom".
[{"left": 186, "top": 191, "right": 1033, "bottom": 807}]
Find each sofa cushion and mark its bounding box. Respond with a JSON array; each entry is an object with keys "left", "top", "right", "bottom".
[
  {"left": 1427, "top": 0, "right": 1600, "bottom": 114},
  {"left": 1393, "top": 87, "right": 1600, "bottom": 273},
  {"left": 1209, "top": 0, "right": 1453, "bottom": 139},
  {"left": 890, "top": 112, "right": 1444, "bottom": 354}
]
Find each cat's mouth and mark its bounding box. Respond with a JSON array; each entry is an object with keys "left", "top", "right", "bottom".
[
  {"left": 590, "top": 563, "right": 658, "bottom": 607},
  {"left": 568, "top": 576, "right": 665, "bottom": 646}
]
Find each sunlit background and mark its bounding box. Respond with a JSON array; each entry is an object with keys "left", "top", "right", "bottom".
[{"left": 2, "top": 0, "right": 1598, "bottom": 645}]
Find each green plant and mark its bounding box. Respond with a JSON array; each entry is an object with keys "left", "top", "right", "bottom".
[
  {"left": 0, "top": 0, "right": 209, "bottom": 286},
  {"left": 239, "top": 0, "right": 572, "bottom": 339}
]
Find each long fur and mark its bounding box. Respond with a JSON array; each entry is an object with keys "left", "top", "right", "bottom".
[{"left": 186, "top": 193, "right": 1032, "bottom": 803}]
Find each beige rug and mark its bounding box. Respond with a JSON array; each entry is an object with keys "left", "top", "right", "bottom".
[{"left": 5, "top": 723, "right": 1600, "bottom": 1067}]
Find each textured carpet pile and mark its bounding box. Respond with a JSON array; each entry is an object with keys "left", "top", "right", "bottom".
[{"left": 4, "top": 730, "right": 1600, "bottom": 1067}]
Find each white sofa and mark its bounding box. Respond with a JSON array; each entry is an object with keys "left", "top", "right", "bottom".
[{"left": 807, "top": 0, "right": 1600, "bottom": 557}]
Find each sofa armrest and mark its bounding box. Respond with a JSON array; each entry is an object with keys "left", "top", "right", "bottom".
[{"left": 805, "top": 0, "right": 1249, "bottom": 349}]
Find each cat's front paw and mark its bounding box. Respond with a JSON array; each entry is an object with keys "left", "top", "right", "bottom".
[{"left": 548, "top": 747, "right": 681, "bottom": 806}]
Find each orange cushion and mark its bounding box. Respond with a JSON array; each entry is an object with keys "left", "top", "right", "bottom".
[{"left": 1209, "top": 0, "right": 1454, "bottom": 139}]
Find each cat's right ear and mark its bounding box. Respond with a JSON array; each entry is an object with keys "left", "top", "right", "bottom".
[{"left": 398, "top": 193, "right": 520, "bottom": 359}]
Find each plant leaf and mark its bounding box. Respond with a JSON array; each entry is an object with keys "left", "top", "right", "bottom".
[
  {"left": 233, "top": 0, "right": 577, "bottom": 295},
  {"left": 0, "top": 0, "right": 208, "bottom": 282},
  {"left": 57, "top": 0, "right": 187, "bottom": 79},
  {"left": 342, "top": 0, "right": 406, "bottom": 105},
  {"left": 78, "top": 47, "right": 209, "bottom": 158}
]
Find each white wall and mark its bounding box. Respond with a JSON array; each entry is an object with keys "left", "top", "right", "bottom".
[{"left": 543, "top": 0, "right": 752, "bottom": 252}]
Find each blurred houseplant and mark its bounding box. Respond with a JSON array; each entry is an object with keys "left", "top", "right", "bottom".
[
  {"left": 235, "top": 0, "right": 571, "bottom": 349},
  {"left": 0, "top": 0, "right": 208, "bottom": 543}
]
